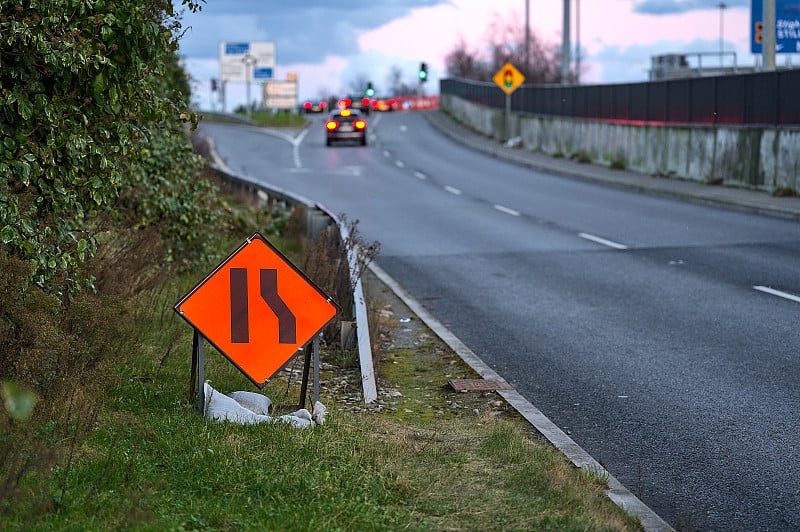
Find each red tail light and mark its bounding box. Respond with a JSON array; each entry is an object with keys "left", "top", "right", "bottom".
[
  {"left": 361, "top": 97, "right": 370, "bottom": 106},
  {"left": 325, "top": 120, "right": 338, "bottom": 130},
  {"left": 303, "top": 101, "right": 312, "bottom": 109},
  {"left": 319, "top": 101, "right": 327, "bottom": 109},
  {"left": 354, "top": 119, "right": 366, "bottom": 130}
]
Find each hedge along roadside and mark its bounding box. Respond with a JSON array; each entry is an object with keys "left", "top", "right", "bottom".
[{"left": 0, "top": 1, "right": 214, "bottom": 300}]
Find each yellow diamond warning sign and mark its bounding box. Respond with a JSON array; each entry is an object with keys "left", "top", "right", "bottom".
[{"left": 493, "top": 62, "right": 525, "bottom": 95}]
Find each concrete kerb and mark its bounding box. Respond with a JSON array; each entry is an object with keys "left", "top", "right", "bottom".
[{"left": 204, "top": 135, "right": 379, "bottom": 405}]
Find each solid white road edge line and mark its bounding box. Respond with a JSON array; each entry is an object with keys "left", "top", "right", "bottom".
[
  {"left": 753, "top": 285, "right": 800, "bottom": 304},
  {"left": 579, "top": 232, "right": 629, "bottom": 250},
  {"left": 368, "top": 261, "right": 674, "bottom": 532},
  {"left": 494, "top": 204, "right": 520, "bottom": 216}
]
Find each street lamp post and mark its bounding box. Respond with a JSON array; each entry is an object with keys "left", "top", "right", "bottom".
[
  {"left": 561, "top": 0, "right": 570, "bottom": 84},
  {"left": 718, "top": 2, "right": 726, "bottom": 66},
  {"left": 525, "top": 0, "right": 529, "bottom": 75},
  {"left": 575, "top": 0, "right": 581, "bottom": 83},
  {"left": 242, "top": 53, "right": 256, "bottom": 119}
]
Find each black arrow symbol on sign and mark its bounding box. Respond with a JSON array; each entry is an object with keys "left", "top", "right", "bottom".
[{"left": 230, "top": 268, "right": 297, "bottom": 344}]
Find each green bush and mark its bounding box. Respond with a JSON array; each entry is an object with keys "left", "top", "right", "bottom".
[{"left": 0, "top": 0, "right": 212, "bottom": 299}]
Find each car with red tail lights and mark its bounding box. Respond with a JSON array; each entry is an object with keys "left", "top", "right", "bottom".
[{"left": 325, "top": 108, "right": 367, "bottom": 146}]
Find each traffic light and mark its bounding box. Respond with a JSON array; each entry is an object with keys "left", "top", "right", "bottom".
[
  {"left": 503, "top": 69, "right": 513, "bottom": 89},
  {"left": 418, "top": 62, "right": 428, "bottom": 82},
  {"left": 755, "top": 21, "right": 763, "bottom": 44},
  {"left": 365, "top": 82, "right": 375, "bottom": 97}
]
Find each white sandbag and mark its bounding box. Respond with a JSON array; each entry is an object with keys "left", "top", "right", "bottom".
[
  {"left": 203, "top": 383, "right": 322, "bottom": 429},
  {"left": 204, "top": 383, "right": 271, "bottom": 425},
  {"left": 277, "top": 409, "right": 313, "bottom": 428},
  {"left": 227, "top": 390, "right": 272, "bottom": 415},
  {"left": 312, "top": 401, "right": 327, "bottom": 425}
]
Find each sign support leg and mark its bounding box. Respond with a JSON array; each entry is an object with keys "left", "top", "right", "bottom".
[
  {"left": 192, "top": 329, "right": 205, "bottom": 414},
  {"left": 505, "top": 93, "right": 511, "bottom": 142},
  {"left": 298, "top": 344, "right": 312, "bottom": 410},
  {"left": 313, "top": 337, "right": 320, "bottom": 405}
]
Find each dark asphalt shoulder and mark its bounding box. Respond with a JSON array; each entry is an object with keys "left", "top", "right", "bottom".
[{"left": 424, "top": 110, "right": 800, "bottom": 222}]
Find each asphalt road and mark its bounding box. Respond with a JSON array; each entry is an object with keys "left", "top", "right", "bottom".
[{"left": 201, "top": 111, "right": 800, "bottom": 531}]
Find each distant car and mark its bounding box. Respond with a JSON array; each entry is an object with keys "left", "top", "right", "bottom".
[
  {"left": 302, "top": 100, "right": 327, "bottom": 113},
  {"left": 325, "top": 108, "right": 367, "bottom": 146},
  {"left": 371, "top": 96, "right": 398, "bottom": 112},
  {"left": 337, "top": 96, "right": 371, "bottom": 116}
]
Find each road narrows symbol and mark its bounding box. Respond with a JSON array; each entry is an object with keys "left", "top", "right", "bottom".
[
  {"left": 260, "top": 268, "right": 296, "bottom": 344},
  {"left": 229, "top": 268, "right": 297, "bottom": 344},
  {"left": 230, "top": 268, "right": 250, "bottom": 343}
]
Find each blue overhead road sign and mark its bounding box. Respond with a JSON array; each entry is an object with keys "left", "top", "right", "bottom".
[
  {"left": 225, "top": 42, "right": 250, "bottom": 55},
  {"left": 253, "top": 67, "right": 274, "bottom": 79},
  {"left": 751, "top": 0, "right": 800, "bottom": 53}
]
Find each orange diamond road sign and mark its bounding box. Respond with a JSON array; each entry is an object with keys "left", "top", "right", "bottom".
[
  {"left": 174, "top": 232, "right": 340, "bottom": 387},
  {"left": 493, "top": 62, "right": 525, "bottom": 95}
]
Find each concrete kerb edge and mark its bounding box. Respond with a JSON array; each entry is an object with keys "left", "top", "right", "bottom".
[
  {"left": 204, "top": 134, "right": 379, "bottom": 405},
  {"left": 368, "top": 261, "right": 674, "bottom": 532}
]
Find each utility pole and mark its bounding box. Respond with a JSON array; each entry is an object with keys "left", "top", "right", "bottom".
[
  {"left": 525, "top": 0, "right": 530, "bottom": 75},
  {"left": 718, "top": 2, "right": 726, "bottom": 66},
  {"left": 763, "top": 0, "right": 776, "bottom": 70},
  {"left": 561, "top": 0, "right": 571, "bottom": 84},
  {"left": 243, "top": 53, "right": 256, "bottom": 118},
  {"left": 575, "top": 0, "right": 581, "bottom": 83}
]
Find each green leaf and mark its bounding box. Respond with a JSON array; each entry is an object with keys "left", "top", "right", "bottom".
[
  {"left": 1, "top": 381, "right": 40, "bottom": 422},
  {"left": 93, "top": 72, "right": 107, "bottom": 95},
  {"left": 0, "top": 225, "right": 17, "bottom": 244}
]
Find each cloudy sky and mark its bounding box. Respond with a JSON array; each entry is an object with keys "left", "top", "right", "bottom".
[{"left": 171, "top": 0, "right": 795, "bottom": 110}]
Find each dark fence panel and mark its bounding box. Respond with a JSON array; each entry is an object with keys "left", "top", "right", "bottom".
[
  {"left": 441, "top": 69, "right": 800, "bottom": 126},
  {"left": 667, "top": 78, "right": 692, "bottom": 123},
  {"left": 630, "top": 83, "right": 649, "bottom": 122},
  {"left": 716, "top": 75, "right": 745, "bottom": 124},
  {"left": 778, "top": 70, "right": 800, "bottom": 125},
  {"left": 648, "top": 81, "right": 668, "bottom": 122},
  {"left": 690, "top": 77, "right": 716, "bottom": 124}
]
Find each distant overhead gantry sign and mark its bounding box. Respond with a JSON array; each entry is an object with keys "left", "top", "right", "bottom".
[
  {"left": 751, "top": 0, "right": 800, "bottom": 54},
  {"left": 219, "top": 41, "right": 276, "bottom": 83}
]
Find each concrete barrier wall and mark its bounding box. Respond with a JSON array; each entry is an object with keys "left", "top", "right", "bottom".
[{"left": 441, "top": 94, "right": 800, "bottom": 195}]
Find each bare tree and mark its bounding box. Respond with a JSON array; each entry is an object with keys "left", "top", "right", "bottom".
[
  {"left": 386, "top": 65, "right": 416, "bottom": 96},
  {"left": 445, "top": 11, "right": 570, "bottom": 85},
  {"left": 444, "top": 36, "right": 491, "bottom": 80},
  {"left": 347, "top": 74, "right": 370, "bottom": 97}
]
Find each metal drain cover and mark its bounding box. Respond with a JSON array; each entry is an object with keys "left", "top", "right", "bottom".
[{"left": 448, "top": 379, "right": 511, "bottom": 392}]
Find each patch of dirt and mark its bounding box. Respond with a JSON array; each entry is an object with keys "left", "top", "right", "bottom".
[{"left": 318, "top": 268, "right": 516, "bottom": 422}]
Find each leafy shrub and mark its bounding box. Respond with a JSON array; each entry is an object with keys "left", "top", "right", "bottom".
[{"left": 0, "top": 0, "right": 210, "bottom": 299}]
